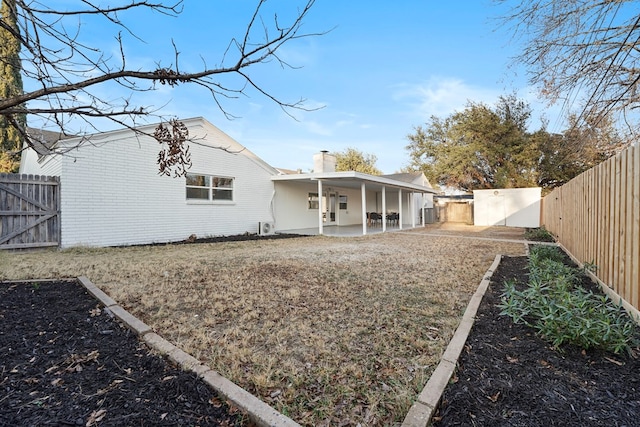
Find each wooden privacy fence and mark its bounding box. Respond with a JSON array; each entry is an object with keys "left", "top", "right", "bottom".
[
  {"left": 0, "top": 173, "right": 60, "bottom": 250},
  {"left": 542, "top": 144, "right": 640, "bottom": 312},
  {"left": 438, "top": 202, "right": 473, "bottom": 224}
]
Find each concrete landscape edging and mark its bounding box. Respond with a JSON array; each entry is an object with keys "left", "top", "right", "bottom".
[
  {"left": 75, "top": 276, "right": 301, "bottom": 427},
  {"left": 401, "top": 253, "right": 504, "bottom": 427},
  {"left": 75, "top": 249, "right": 506, "bottom": 427}
]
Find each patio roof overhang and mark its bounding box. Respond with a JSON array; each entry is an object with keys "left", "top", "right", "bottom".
[
  {"left": 272, "top": 171, "right": 437, "bottom": 236},
  {"left": 271, "top": 171, "right": 439, "bottom": 194}
]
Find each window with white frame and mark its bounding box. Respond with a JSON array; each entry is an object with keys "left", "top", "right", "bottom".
[
  {"left": 186, "top": 174, "right": 233, "bottom": 201},
  {"left": 339, "top": 195, "right": 347, "bottom": 210},
  {"left": 308, "top": 192, "right": 319, "bottom": 209}
]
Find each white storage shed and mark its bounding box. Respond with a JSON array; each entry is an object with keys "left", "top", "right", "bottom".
[{"left": 473, "top": 187, "right": 541, "bottom": 228}]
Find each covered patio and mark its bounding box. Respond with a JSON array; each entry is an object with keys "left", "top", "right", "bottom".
[
  {"left": 272, "top": 171, "right": 438, "bottom": 236},
  {"left": 278, "top": 223, "right": 420, "bottom": 237}
]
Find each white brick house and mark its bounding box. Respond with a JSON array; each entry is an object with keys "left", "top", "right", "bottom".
[
  {"left": 20, "top": 117, "right": 277, "bottom": 247},
  {"left": 20, "top": 117, "right": 437, "bottom": 247}
]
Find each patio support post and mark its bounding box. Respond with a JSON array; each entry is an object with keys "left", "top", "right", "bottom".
[
  {"left": 411, "top": 192, "right": 416, "bottom": 228},
  {"left": 382, "top": 186, "right": 387, "bottom": 232},
  {"left": 421, "top": 192, "right": 425, "bottom": 226},
  {"left": 398, "top": 189, "right": 403, "bottom": 230},
  {"left": 361, "top": 182, "right": 367, "bottom": 235},
  {"left": 318, "top": 179, "right": 323, "bottom": 235}
]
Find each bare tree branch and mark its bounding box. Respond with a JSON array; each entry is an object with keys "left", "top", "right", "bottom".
[
  {"left": 0, "top": 0, "right": 326, "bottom": 174},
  {"left": 497, "top": 0, "right": 640, "bottom": 133}
]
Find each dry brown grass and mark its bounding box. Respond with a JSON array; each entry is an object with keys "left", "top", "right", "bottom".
[{"left": 0, "top": 231, "right": 525, "bottom": 426}]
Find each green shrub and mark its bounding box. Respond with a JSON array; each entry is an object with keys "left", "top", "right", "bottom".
[
  {"left": 524, "top": 227, "right": 556, "bottom": 242},
  {"left": 528, "top": 244, "right": 565, "bottom": 264},
  {"left": 499, "top": 246, "right": 638, "bottom": 355}
]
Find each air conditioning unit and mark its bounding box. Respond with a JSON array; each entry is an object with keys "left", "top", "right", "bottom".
[{"left": 258, "top": 221, "right": 275, "bottom": 236}]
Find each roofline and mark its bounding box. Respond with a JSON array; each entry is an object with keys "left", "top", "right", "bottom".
[
  {"left": 53, "top": 116, "right": 209, "bottom": 146},
  {"left": 271, "top": 171, "right": 438, "bottom": 193},
  {"left": 36, "top": 117, "right": 278, "bottom": 175}
]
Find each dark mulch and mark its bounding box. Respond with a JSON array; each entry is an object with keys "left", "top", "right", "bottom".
[
  {"left": 186, "top": 233, "right": 309, "bottom": 244},
  {"left": 0, "top": 280, "right": 248, "bottom": 427},
  {"left": 144, "top": 233, "right": 309, "bottom": 248},
  {"left": 433, "top": 255, "right": 640, "bottom": 427}
]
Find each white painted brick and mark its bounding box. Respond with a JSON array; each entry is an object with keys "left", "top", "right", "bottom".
[{"left": 57, "top": 118, "right": 276, "bottom": 247}]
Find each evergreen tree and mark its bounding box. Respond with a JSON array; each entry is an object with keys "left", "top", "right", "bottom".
[
  {"left": 406, "top": 95, "right": 537, "bottom": 192},
  {"left": 406, "top": 95, "right": 628, "bottom": 193},
  {"left": 0, "top": 0, "right": 25, "bottom": 172}
]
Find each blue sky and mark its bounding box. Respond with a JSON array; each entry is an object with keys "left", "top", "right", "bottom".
[{"left": 32, "top": 1, "right": 565, "bottom": 174}]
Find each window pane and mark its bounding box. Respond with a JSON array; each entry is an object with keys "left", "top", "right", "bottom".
[
  {"left": 212, "top": 189, "right": 233, "bottom": 200},
  {"left": 186, "top": 174, "right": 233, "bottom": 201},
  {"left": 339, "top": 195, "right": 347, "bottom": 210},
  {"left": 186, "top": 187, "right": 209, "bottom": 199},
  {"left": 308, "top": 192, "right": 319, "bottom": 209},
  {"left": 186, "top": 174, "right": 209, "bottom": 187},
  {"left": 213, "top": 177, "right": 233, "bottom": 188}
]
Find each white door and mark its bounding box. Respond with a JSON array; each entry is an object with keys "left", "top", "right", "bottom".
[{"left": 323, "top": 192, "right": 337, "bottom": 224}]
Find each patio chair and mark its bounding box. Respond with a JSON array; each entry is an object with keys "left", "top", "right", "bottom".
[
  {"left": 369, "top": 212, "right": 382, "bottom": 227},
  {"left": 387, "top": 212, "right": 399, "bottom": 226}
]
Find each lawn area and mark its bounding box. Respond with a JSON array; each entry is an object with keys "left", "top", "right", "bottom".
[{"left": 1, "top": 231, "right": 525, "bottom": 426}]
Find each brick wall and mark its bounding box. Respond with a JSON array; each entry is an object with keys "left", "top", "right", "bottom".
[{"left": 58, "top": 118, "right": 276, "bottom": 247}]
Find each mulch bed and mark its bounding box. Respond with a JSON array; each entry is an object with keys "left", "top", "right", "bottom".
[
  {"left": 433, "top": 255, "right": 640, "bottom": 426},
  {"left": 5, "top": 245, "right": 640, "bottom": 427},
  {"left": 145, "top": 233, "right": 309, "bottom": 247},
  {"left": 0, "top": 280, "right": 248, "bottom": 427}
]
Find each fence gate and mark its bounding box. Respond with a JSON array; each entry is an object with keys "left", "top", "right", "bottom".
[
  {"left": 0, "top": 173, "right": 60, "bottom": 249},
  {"left": 438, "top": 202, "right": 473, "bottom": 224}
]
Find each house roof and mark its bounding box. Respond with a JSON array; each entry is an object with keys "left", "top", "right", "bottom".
[
  {"left": 275, "top": 167, "right": 304, "bottom": 175},
  {"left": 383, "top": 171, "right": 433, "bottom": 187},
  {"left": 24, "top": 117, "right": 279, "bottom": 175},
  {"left": 271, "top": 170, "right": 438, "bottom": 194},
  {"left": 381, "top": 172, "right": 422, "bottom": 182},
  {"left": 26, "top": 127, "right": 68, "bottom": 157}
]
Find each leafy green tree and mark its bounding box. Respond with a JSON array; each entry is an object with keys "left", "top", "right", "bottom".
[
  {"left": 406, "top": 95, "right": 538, "bottom": 191},
  {"left": 0, "top": 0, "right": 25, "bottom": 172},
  {"left": 536, "top": 113, "right": 628, "bottom": 189},
  {"left": 406, "top": 94, "right": 628, "bottom": 193},
  {"left": 334, "top": 147, "right": 382, "bottom": 175}
]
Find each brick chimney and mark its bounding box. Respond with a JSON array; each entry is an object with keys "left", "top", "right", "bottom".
[{"left": 313, "top": 150, "right": 336, "bottom": 173}]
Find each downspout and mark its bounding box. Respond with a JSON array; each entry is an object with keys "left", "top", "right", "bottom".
[{"left": 269, "top": 189, "right": 276, "bottom": 225}]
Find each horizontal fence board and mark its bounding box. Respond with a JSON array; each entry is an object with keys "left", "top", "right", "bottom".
[
  {"left": 542, "top": 145, "right": 640, "bottom": 313},
  {"left": 1, "top": 241, "right": 60, "bottom": 250},
  {"left": 0, "top": 210, "right": 57, "bottom": 215}
]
